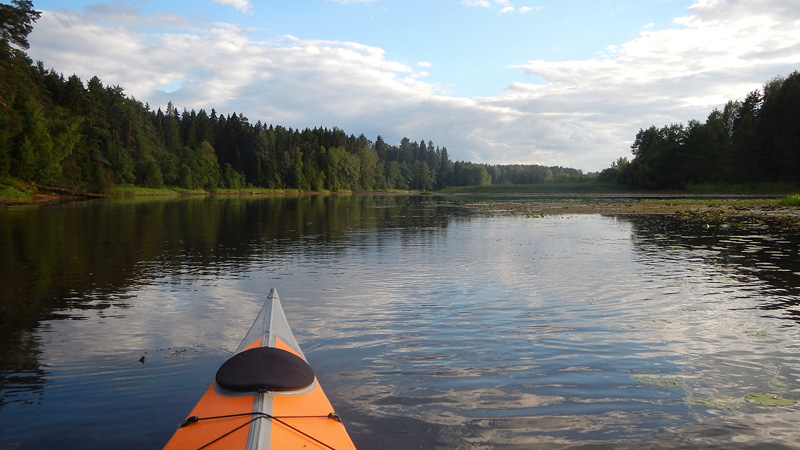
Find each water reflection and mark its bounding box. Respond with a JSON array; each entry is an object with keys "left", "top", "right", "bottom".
[
  {"left": 621, "top": 215, "right": 800, "bottom": 449},
  {"left": 281, "top": 215, "right": 693, "bottom": 448},
  {"left": 0, "top": 195, "right": 452, "bottom": 412},
  {"left": 1, "top": 198, "right": 799, "bottom": 449},
  {"left": 626, "top": 215, "right": 800, "bottom": 320}
]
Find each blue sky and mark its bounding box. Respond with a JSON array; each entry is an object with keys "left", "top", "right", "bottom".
[{"left": 25, "top": 0, "right": 800, "bottom": 171}]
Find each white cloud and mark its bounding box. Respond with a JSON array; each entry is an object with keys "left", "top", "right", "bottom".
[
  {"left": 481, "top": 0, "right": 800, "bottom": 167},
  {"left": 26, "top": 1, "right": 800, "bottom": 172},
  {"left": 30, "top": 7, "right": 437, "bottom": 127},
  {"left": 464, "top": 0, "right": 535, "bottom": 15},
  {"left": 212, "top": 0, "right": 253, "bottom": 15}
]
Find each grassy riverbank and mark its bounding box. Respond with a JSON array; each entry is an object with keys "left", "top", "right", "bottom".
[
  {"left": 0, "top": 181, "right": 318, "bottom": 205},
  {"left": 0, "top": 179, "right": 32, "bottom": 203},
  {"left": 101, "top": 185, "right": 314, "bottom": 197},
  {"left": 777, "top": 194, "right": 800, "bottom": 206}
]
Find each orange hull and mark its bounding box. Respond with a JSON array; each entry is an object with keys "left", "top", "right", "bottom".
[{"left": 163, "top": 289, "right": 356, "bottom": 450}]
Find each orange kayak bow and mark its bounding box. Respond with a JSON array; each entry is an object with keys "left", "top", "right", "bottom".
[{"left": 163, "top": 289, "right": 357, "bottom": 450}]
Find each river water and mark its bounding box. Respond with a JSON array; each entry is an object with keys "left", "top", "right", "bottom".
[{"left": 1, "top": 195, "right": 800, "bottom": 449}]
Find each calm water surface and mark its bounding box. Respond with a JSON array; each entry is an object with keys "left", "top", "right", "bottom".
[{"left": 1, "top": 196, "right": 800, "bottom": 449}]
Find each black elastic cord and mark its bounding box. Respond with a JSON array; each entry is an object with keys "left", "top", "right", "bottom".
[
  {"left": 194, "top": 416, "right": 259, "bottom": 450},
  {"left": 182, "top": 411, "right": 342, "bottom": 450}
]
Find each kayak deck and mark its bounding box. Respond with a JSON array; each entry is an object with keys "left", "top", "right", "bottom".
[{"left": 163, "top": 289, "right": 356, "bottom": 450}]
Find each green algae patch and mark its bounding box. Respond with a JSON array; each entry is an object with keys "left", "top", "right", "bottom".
[
  {"left": 631, "top": 375, "right": 684, "bottom": 387},
  {"left": 685, "top": 305, "right": 712, "bottom": 312},
  {"left": 691, "top": 396, "right": 741, "bottom": 410},
  {"left": 744, "top": 392, "right": 797, "bottom": 406},
  {"left": 743, "top": 330, "right": 771, "bottom": 338}
]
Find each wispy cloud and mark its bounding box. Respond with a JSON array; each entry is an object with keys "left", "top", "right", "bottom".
[
  {"left": 462, "top": 0, "right": 491, "bottom": 8},
  {"left": 212, "top": 0, "right": 253, "bottom": 15},
  {"left": 463, "top": 0, "right": 534, "bottom": 14}
]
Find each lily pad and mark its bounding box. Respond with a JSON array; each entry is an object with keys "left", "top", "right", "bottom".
[
  {"left": 631, "top": 375, "right": 684, "bottom": 387},
  {"left": 744, "top": 392, "right": 797, "bottom": 406}
]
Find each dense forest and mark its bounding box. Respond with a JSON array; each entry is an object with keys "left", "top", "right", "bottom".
[
  {"left": 599, "top": 71, "right": 800, "bottom": 189},
  {"left": 0, "top": 1, "right": 585, "bottom": 194}
]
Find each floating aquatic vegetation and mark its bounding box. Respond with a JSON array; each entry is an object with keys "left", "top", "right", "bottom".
[
  {"left": 743, "top": 330, "right": 770, "bottom": 338},
  {"left": 631, "top": 375, "right": 684, "bottom": 387},
  {"left": 691, "top": 396, "right": 740, "bottom": 410},
  {"left": 744, "top": 392, "right": 797, "bottom": 406},
  {"left": 685, "top": 305, "right": 712, "bottom": 312},
  {"left": 768, "top": 380, "right": 793, "bottom": 391}
]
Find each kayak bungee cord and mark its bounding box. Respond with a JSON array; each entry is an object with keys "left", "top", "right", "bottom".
[{"left": 181, "top": 411, "right": 343, "bottom": 450}]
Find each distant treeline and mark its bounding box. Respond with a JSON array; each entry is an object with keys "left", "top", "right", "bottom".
[
  {"left": 0, "top": 1, "right": 586, "bottom": 193},
  {"left": 600, "top": 71, "right": 800, "bottom": 189}
]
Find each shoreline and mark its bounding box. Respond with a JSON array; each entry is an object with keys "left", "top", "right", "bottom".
[
  {"left": 457, "top": 197, "right": 800, "bottom": 229},
  {"left": 464, "top": 198, "right": 797, "bottom": 215},
  {"left": 4, "top": 190, "right": 799, "bottom": 225}
]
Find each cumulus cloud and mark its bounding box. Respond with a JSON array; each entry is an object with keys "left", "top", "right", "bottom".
[
  {"left": 29, "top": 7, "right": 438, "bottom": 128},
  {"left": 490, "top": 0, "right": 799, "bottom": 166},
  {"left": 26, "top": 1, "right": 800, "bottom": 171},
  {"left": 519, "top": 1, "right": 800, "bottom": 110},
  {"left": 462, "top": 0, "right": 800, "bottom": 167}
]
